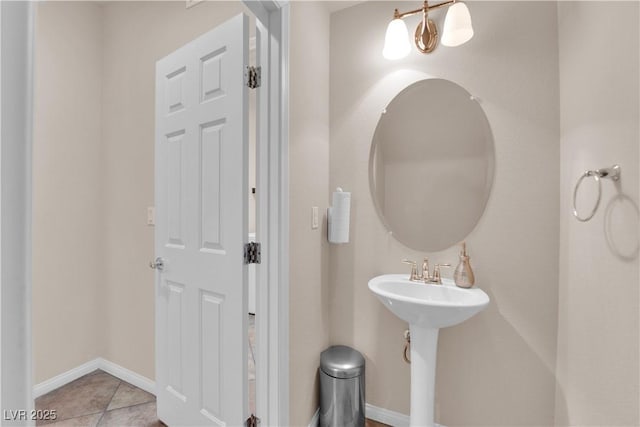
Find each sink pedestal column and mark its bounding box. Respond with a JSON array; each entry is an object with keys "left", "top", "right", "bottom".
[{"left": 409, "top": 325, "right": 439, "bottom": 427}]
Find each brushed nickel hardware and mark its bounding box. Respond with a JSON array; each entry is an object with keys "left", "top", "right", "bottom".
[
  {"left": 404, "top": 258, "right": 452, "bottom": 284},
  {"left": 415, "top": 12, "right": 438, "bottom": 53},
  {"left": 430, "top": 263, "right": 451, "bottom": 284},
  {"left": 402, "top": 259, "right": 421, "bottom": 281},
  {"left": 383, "top": 0, "right": 473, "bottom": 59},
  {"left": 573, "top": 164, "right": 621, "bottom": 222},
  {"left": 422, "top": 257, "right": 431, "bottom": 282},
  {"left": 392, "top": 1, "right": 456, "bottom": 25},
  {"left": 403, "top": 329, "right": 411, "bottom": 364},
  {"left": 149, "top": 257, "right": 164, "bottom": 271}
]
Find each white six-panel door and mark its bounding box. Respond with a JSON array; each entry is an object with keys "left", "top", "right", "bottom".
[{"left": 155, "top": 14, "right": 249, "bottom": 426}]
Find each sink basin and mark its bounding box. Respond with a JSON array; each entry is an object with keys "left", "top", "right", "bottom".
[
  {"left": 368, "top": 274, "right": 490, "bottom": 427},
  {"left": 368, "top": 274, "right": 489, "bottom": 329}
]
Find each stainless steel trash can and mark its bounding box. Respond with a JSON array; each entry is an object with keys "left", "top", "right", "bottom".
[{"left": 320, "top": 345, "right": 365, "bottom": 427}]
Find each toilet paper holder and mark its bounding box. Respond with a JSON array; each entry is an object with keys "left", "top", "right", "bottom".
[{"left": 328, "top": 187, "right": 351, "bottom": 244}]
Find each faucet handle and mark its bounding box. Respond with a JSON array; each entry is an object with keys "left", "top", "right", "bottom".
[
  {"left": 402, "top": 259, "right": 420, "bottom": 281},
  {"left": 432, "top": 263, "right": 451, "bottom": 284}
]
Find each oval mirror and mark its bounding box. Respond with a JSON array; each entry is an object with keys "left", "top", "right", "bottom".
[{"left": 369, "top": 78, "right": 494, "bottom": 252}]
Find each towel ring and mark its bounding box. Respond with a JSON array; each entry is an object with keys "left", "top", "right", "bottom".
[{"left": 572, "top": 165, "right": 620, "bottom": 222}]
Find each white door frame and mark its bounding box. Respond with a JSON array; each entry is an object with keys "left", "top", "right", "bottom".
[
  {"left": 0, "top": 1, "right": 35, "bottom": 422},
  {"left": 241, "top": 1, "right": 290, "bottom": 425},
  {"left": 0, "top": 1, "right": 289, "bottom": 426}
]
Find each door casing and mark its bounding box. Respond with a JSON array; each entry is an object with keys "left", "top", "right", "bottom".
[
  {"left": 243, "top": 2, "right": 290, "bottom": 425},
  {"left": 0, "top": 1, "right": 35, "bottom": 423}
]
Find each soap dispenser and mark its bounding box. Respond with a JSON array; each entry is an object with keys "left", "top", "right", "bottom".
[{"left": 453, "top": 242, "right": 475, "bottom": 288}]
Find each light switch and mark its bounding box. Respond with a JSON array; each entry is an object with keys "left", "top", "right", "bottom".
[
  {"left": 311, "top": 206, "right": 319, "bottom": 229},
  {"left": 147, "top": 206, "right": 155, "bottom": 226}
]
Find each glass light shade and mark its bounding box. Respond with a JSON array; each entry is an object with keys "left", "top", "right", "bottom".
[
  {"left": 441, "top": 2, "right": 474, "bottom": 47},
  {"left": 383, "top": 18, "right": 411, "bottom": 60}
]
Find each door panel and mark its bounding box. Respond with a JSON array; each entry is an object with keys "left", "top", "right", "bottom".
[
  {"left": 166, "top": 281, "right": 185, "bottom": 401},
  {"left": 199, "top": 119, "right": 225, "bottom": 253},
  {"left": 166, "top": 130, "right": 186, "bottom": 248},
  {"left": 155, "top": 14, "right": 248, "bottom": 426},
  {"left": 200, "top": 291, "right": 224, "bottom": 418}
]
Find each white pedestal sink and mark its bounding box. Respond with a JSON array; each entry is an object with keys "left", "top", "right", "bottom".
[{"left": 368, "top": 274, "right": 489, "bottom": 427}]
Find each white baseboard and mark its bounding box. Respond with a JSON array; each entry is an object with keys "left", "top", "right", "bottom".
[
  {"left": 97, "top": 358, "right": 155, "bottom": 395},
  {"left": 366, "top": 403, "right": 410, "bottom": 427},
  {"left": 308, "top": 407, "right": 319, "bottom": 427},
  {"left": 308, "top": 404, "right": 410, "bottom": 427},
  {"left": 33, "top": 358, "right": 155, "bottom": 398},
  {"left": 33, "top": 359, "right": 102, "bottom": 398}
]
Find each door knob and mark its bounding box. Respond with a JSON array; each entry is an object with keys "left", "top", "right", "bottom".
[{"left": 150, "top": 257, "right": 164, "bottom": 271}]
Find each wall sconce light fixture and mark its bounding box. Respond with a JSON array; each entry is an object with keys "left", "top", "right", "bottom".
[{"left": 383, "top": 0, "right": 473, "bottom": 60}]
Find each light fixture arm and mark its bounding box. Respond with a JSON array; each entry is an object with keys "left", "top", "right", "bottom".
[{"left": 393, "top": 0, "right": 457, "bottom": 20}]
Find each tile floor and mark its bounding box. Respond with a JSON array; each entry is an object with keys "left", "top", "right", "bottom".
[
  {"left": 35, "top": 314, "right": 388, "bottom": 427},
  {"left": 36, "top": 369, "right": 389, "bottom": 426},
  {"left": 35, "top": 370, "right": 160, "bottom": 426}
]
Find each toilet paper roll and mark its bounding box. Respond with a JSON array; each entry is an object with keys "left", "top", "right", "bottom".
[{"left": 328, "top": 188, "right": 351, "bottom": 244}]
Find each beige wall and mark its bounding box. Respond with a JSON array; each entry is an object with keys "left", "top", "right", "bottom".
[
  {"left": 556, "top": 2, "right": 640, "bottom": 425},
  {"left": 33, "top": 1, "right": 250, "bottom": 382},
  {"left": 330, "top": 2, "right": 560, "bottom": 425},
  {"left": 289, "top": 2, "right": 332, "bottom": 425},
  {"left": 33, "top": 1, "right": 106, "bottom": 383}
]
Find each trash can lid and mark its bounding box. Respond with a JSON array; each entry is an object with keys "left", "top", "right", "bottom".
[{"left": 320, "top": 345, "right": 365, "bottom": 379}]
